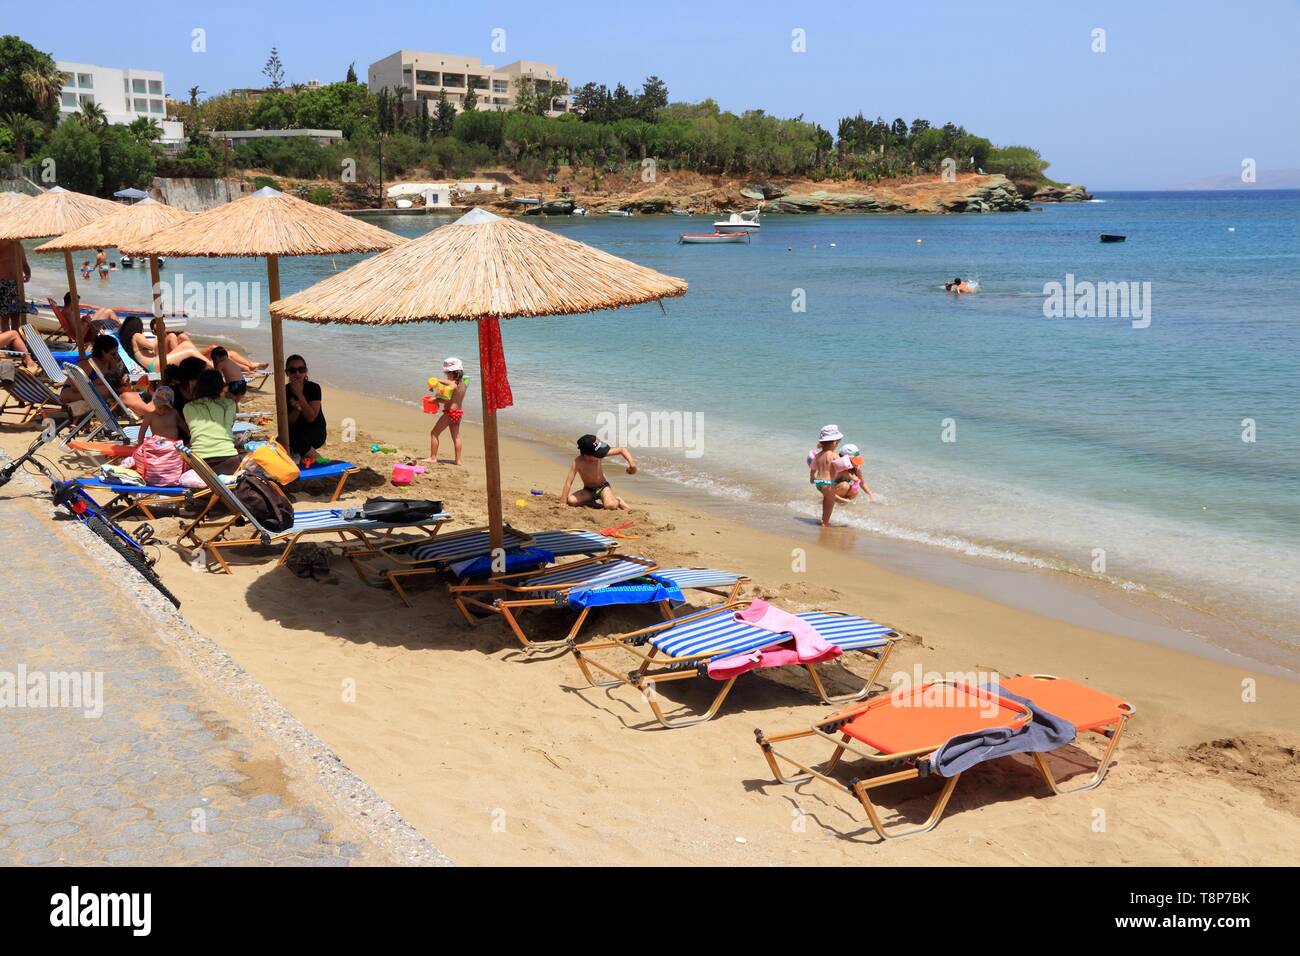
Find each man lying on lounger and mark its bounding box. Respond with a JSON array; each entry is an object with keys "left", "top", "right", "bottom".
[{"left": 562, "top": 434, "right": 636, "bottom": 510}]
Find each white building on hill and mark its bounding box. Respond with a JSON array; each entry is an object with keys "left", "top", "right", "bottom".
[{"left": 56, "top": 61, "right": 186, "bottom": 144}]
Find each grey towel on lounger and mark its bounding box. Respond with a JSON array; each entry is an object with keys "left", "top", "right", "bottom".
[{"left": 929, "top": 688, "right": 1076, "bottom": 778}]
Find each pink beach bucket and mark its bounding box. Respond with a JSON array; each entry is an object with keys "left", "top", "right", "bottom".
[{"left": 391, "top": 463, "right": 426, "bottom": 486}]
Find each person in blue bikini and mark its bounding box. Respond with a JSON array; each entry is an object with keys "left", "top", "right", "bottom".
[{"left": 810, "top": 424, "right": 848, "bottom": 527}]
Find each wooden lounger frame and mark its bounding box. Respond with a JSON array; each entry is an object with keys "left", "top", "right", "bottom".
[
  {"left": 177, "top": 493, "right": 444, "bottom": 574},
  {"left": 88, "top": 462, "right": 358, "bottom": 523},
  {"left": 347, "top": 524, "right": 538, "bottom": 607},
  {"left": 573, "top": 601, "right": 896, "bottom": 728},
  {"left": 754, "top": 676, "right": 1133, "bottom": 840},
  {"left": 449, "top": 554, "right": 699, "bottom": 653}
]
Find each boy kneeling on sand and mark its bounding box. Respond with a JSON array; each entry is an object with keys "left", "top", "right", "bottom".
[{"left": 563, "top": 434, "right": 637, "bottom": 509}]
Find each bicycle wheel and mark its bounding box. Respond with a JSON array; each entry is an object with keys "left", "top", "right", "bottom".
[{"left": 85, "top": 514, "right": 182, "bottom": 609}]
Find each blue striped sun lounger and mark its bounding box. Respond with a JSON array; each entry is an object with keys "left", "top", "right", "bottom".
[
  {"left": 572, "top": 602, "right": 897, "bottom": 728},
  {"left": 19, "top": 325, "right": 67, "bottom": 386},
  {"left": 75, "top": 460, "right": 359, "bottom": 520},
  {"left": 176, "top": 447, "right": 450, "bottom": 574},
  {"left": 355, "top": 526, "right": 617, "bottom": 607},
  {"left": 449, "top": 556, "right": 749, "bottom": 652},
  {"left": 0, "top": 367, "right": 66, "bottom": 424}
]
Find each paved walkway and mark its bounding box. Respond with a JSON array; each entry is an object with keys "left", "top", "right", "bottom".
[{"left": 0, "top": 485, "right": 446, "bottom": 866}]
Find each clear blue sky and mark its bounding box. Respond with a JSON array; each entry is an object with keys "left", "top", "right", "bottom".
[{"left": 13, "top": 0, "right": 1298, "bottom": 189}]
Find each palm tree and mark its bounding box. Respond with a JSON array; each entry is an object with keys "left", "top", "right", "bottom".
[
  {"left": 128, "top": 116, "right": 163, "bottom": 142},
  {"left": 77, "top": 100, "right": 108, "bottom": 128},
  {"left": 22, "top": 61, "right": 65, "bottom": 133},
  {"left": 187, "top": 85, "right": 204, "bottom": 107},
  {"left": 3, "top": 112, "right": 41, "bottom": 162}
]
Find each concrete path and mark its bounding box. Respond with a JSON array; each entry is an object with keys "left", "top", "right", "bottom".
[{"left": 0, "top": 480, "right": 448, "bottom": 866}]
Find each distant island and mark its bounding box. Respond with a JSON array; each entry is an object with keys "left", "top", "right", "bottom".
[{"left": 1168, "top": 168, "right": 1300, "bottom": 190}]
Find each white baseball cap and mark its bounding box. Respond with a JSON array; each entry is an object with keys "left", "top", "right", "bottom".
[
  {"left": 819, "top": 424, "right": 844, "bottom": 442},
  {"left": 443, "top": 356, "right": 464, "bottom": 373}
]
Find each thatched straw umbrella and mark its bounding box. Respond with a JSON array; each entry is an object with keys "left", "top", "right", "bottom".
[
  {"left": 0, "top": 192, "right": 30, "bottom": 214},
  {"left": 271, "top": 207, "right": 688, "bottom": 548},
  {"left": 0, "top": 186, "right": 118, "bottom": 353},
  {"left": 37, "top": 196, "right": 193, "bottom": 368},
  {"left": 122, "top": 187, "right": 406, "bottom": 446}
]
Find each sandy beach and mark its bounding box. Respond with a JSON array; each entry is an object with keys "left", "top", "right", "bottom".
[{"left": 7, "top": 380, "right": 1297, "bottom": 866}]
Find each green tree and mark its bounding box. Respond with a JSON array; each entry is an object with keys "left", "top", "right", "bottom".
[
  {"left": 0, "top": 36, "right": 59, "bottom": 122},
  {"left": 985, "top": 145, "right": 1049, "bottom": 180},
  {"left": 638, "top": 75, "right": 668, "bottom": 121},
  {"left": 127, "top": 116, "right": 162, "bottom": 142},
  {"left": 77, "top": 100, "right": 108, "bottom": 128},
  {"left": 263, "top": 47, "right": 285, "bottom": 90},
  {"left": 433, "top": 90, "right": 456, "bottom": 135},
  {"left": 346, "top": 62, "right": 357, "bottom": 84},
  {"left": 248, "top": 91, "right": 295, "bottom": 129},
  {"left": 462, "top": 85, "right": 478, "bottom": 112},
  {"left": 22, "top": 60, "right": 64, "bottom": 133},
  {"left": 571, "top": 82, "right": 609, "bottom": 122},
  {"left": 187, "top": 85, "right": 204, "bottom": 107},
  {"left": 2, "top": 111, "right": 40, "bottom": 161},
  {"left": 99, "top": 124, "right": 156, "bottom": 194},
  {"left": 41, "top": 117, "right": 102, "bottom": 193}
]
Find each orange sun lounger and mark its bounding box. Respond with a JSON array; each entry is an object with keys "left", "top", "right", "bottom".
[{"left": 754, "top": 675, "right": 1134, "bottom": 840}]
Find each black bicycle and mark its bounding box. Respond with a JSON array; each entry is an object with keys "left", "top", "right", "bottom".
[{"left": 0, "top": 424, "right": 181, "bottom": 608}]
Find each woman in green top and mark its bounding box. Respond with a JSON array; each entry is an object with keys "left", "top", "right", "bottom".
[{"left": 183, "top": 369, "right": 243, "bottom": 475}]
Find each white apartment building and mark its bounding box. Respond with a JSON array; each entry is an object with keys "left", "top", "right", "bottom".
[
  {"left": 56, "top": 61, "right": 186, "bottom": 143},
  {"left": 367, "top": 52, "right": 569, "bottom": 117}
]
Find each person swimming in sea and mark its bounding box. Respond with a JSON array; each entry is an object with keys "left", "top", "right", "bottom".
[{"left": 945, "top": 276, "right": 975, "bottom": 294}]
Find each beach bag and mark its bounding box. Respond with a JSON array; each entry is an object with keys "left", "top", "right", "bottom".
[
  {"left": 234, "top": 463, "right": 295, "bottom": 532},
  {"left": 0, "top": 359, "right": 15, "bottom": 384},
  {"left": 361, "top": 497, "right": 443, "bottom": 524},
  {"left": 179, "top": 469, "right": 205, "bottom": 489},
  {"left": 248, "top": 440, "right": 300, "bottom": 485},
  {"left": 134, "top": 435, "right": 184, "bottom": 485}
]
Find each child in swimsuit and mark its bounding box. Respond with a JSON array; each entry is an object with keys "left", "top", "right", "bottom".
[
  {"left": 136, "top": 385, "right": 188, "bottom": 444},
  {"left": 833, "top": 442, "right": 875, "bottom": 502},
  {"left": 810, "top": 424, "right": 848, "bottom": 527},
  {"left": 563, "top": 434, "right": 637, "bottom": 510},
  {"left": 422, "top": 356, "right": 468, "bottom": 465}
]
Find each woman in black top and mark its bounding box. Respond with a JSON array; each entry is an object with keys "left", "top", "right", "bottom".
[{"left": 284, "top": 353, "right": 326, "bottom": 460}]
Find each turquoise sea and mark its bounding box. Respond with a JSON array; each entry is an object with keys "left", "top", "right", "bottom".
[{"left": 27, "top": 190, "right": 1300, "bottom": 662}]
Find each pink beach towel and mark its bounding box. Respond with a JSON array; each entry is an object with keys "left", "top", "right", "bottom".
[{"left": 706, "top": 599, "right": 842, "bottom": 680}]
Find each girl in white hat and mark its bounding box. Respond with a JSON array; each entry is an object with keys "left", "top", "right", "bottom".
[
  {"left": 809, "top": 424, "right": 845, "bottom": 526},
  {"left": 423, "top": 357, "right": 468, "bottom": 465}
]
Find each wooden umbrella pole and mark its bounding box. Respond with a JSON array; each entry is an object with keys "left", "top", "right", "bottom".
[
  {"left": 267, "top": 255, "right": 290, "bottom": 448},
  {"left": 149, "top": 256, "right": 167, "bottom": 372},
  {"left": 479, "top": 316, "right": 504, "bottom": 551},
  {"left": 61, "top": 250, "right": 85, "bottom": 359}
]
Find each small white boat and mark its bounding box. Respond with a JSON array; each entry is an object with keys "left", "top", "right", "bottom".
[
  {"left": 395, "top": 198, "right": 414, "bottom": 209},
  {"left": 671, "top": 208, "right": 694, "bottom": 217},
  {"left": 713, "top": 209, "right": 761, "bottom": 232},
  {"left": 571, "top": 207, "right": 588, "bottom": 216},
  {"left": 679, "top": 231, "right": 750, "bottom": 244},
  {"left": 25, "top": 301, "right": 188, "bottom": 337},
  {"left": 607, "top": 208, "right": 634, "bottom": 217}
]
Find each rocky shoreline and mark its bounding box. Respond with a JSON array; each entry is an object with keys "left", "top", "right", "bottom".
[{"left": 498, "top": 173, "right": 1091, "bottom": 217}]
